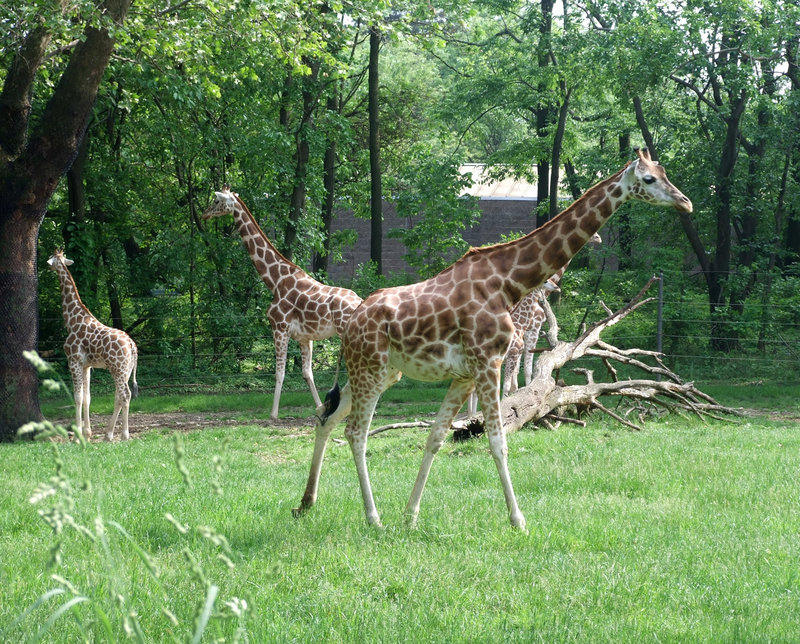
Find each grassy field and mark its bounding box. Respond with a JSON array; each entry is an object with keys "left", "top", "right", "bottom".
[{"left": 2, "top": 382, "right": 799, "bottom": 642}]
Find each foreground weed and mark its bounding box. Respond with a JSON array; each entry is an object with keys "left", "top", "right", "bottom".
[{"left": 3, "top": 352, "right": 249, "bottom": 643}]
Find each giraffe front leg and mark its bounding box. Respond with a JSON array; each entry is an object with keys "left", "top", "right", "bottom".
[
  {"left": 271, "top": 330, "right": 289, "bottom": 422},
  {"left": 475, "top": 371, "right": 526, "bottom": 531},
  {"left": 467, "top": 391, "right": 478, "bottom": 416},
  {"left": 344, "top": 390, "right": 384, "bottom": 527},
  {"left": 405, "top": 379, "right": 474, "bottom": 527},
  {"left": 523, "top": 324, "right": 542, "bottom": 387},
  {"left": 503, "top": 351, "right": 521, "bottom": 396},
  {"left": 299, "top": 339, "right": 322, "bottom": 408},
  {"left": 293, "top": 383, "right": 352, "bottom": 517}
]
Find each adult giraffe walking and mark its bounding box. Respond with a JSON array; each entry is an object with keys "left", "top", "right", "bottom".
[{"left": 295, "top": 149, "right": 692, "bottom": 529}]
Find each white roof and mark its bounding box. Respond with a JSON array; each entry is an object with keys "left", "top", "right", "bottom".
[{"left": 459, "top": 164, "right": 539, "bottom": 200}]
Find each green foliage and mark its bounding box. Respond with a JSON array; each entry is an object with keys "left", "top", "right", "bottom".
[
  {"left": 388, "top": 157, "right": 481, "bottom": 278},
  {"left": 20, "top": 0, "right": 800, "bottom": 396}
]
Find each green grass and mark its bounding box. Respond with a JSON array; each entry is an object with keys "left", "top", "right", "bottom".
[{"left": 4, "top": 384, "right": 800, "bottom": 642}]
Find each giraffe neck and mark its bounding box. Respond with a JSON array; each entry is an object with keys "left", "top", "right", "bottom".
[
  {"left": 54, "top": 265, "right": 94, "bottom": 329},
  {"left": 230, "top": 195, "right": 304, "bottom": 290},
  {"left": 484, "top": 164, "right": 631, "bottom": 302}
]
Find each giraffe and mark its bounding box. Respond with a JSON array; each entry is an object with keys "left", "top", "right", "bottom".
[
  {"left": 500, "top": 278, "right": 560, "bottom": 397},
  {"left": 293, "top": 148, "right": 692, "bottom": 529},
  {"left": 503, "top": 231, "right": 603, "bottom": 397},
  {"left": 202, "top": 188, "right": 363, "bottom": 421},
  {"left": 47, "top": 249, "right": 139, "bottom": 441}
]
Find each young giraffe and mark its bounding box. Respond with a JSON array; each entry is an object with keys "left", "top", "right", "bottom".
[
  {"left": 502, "top": 231, "right": 602, "bottom": 397},
  {"left": 202, "top": 188, "right": 363, "bottom": 421},
  {"left": 47, "top": 249, "right": 139, "bottom": 441},
  {"left": 294, "top": 148, "right": 692, "bottom": 529}
]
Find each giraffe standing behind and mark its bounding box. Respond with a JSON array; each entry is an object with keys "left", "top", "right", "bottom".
[
  {"left": 293, "top": 148, "right": 692, "bottom": 529},
  {"left": 501, "top": 278, "right": 560, "bottom": 397},
  {"left": 202, "top": 188, "right": 363, "bottom": 421},
  {"left": 466, "top": 277, "right": 560, "bottom": 416},
  {"left": 48, "top": 249, "right": 139, "bottom": 440},
  {"left": 503, "top": 231, "right": 603, "bottom": 397}
]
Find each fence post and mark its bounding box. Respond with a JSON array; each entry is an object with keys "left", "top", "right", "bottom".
[{"left": 656, "top": 271, "right": 664, "bottom": 381}]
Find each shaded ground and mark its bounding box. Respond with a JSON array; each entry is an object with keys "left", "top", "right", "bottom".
[
  {"left": 51, "top": 402, "right": 798, "bottom": 442},
  {"left": 52, "top": 410, "right": 313, "bottom": 440}
]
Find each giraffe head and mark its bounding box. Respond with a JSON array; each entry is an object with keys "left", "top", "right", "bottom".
[
  {"left": 47, "top": 249, "right": 74, "bottom": 271},
  {"left": 624, "top": 148, "right": 692, "bottom": 212},
  {"left": 202, "top": 186, "right": 239, "bottom": 221}
]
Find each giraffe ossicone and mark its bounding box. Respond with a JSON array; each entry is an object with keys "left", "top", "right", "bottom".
[
  {"left": 294, "top": 148, "right": 692, "bottom": 529},
  {"left": 202, "top": 188, "right": 362, "bottom": 421},
  {"left": 48, "top": 249, "right": 139, "bottom": 441}
]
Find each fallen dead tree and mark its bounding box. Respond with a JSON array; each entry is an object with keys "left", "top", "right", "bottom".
[{"left": 455, "top": 276, "right": 741, "bottom": 438}]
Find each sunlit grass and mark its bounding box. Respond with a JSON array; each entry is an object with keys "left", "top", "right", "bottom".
[{"left": 2, "top": 392, "right": 800, "bottom": 642}]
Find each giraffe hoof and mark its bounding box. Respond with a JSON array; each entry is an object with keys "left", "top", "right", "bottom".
[
  {"left": 510, "top": 513, "right": 527, "bottom": 532},
  {"left": 291, "top": 505, "right": 307, "bottom": 518}
]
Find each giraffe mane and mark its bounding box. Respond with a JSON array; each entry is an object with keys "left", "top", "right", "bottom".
[
  {"left": 231, "top": 192, "right": 308, "bottom": 276},
  {"left": 444, "top": 162, "right": 630, "bottom": 271}
]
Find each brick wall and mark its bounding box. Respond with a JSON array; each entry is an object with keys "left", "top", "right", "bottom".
[{"left": 327, "top": 199, "right": 539, "bottom": 283}]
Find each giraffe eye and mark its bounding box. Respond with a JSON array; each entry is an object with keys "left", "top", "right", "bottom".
[{"left": 643, "top": 175, "right": 656, "bottom": 184}]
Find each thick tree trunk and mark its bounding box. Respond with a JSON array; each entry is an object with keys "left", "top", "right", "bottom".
[
  {"left": 368, "top": 26, "right": 382, "bottom": 274},
  {"left": 0, "top": 215, "right": 43, "bottom": 435}
]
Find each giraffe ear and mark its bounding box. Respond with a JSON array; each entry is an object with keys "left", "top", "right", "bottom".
[
  {"left": 63, "top": 257, "right": 74, "bottom": 266},
  {"left": 47, "top": 256, "right": 57, "bottom": 267}
]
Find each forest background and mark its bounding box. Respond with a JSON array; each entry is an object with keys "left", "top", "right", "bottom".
[{"left": 1, "top": 0, "right": 799, "bottom": 438}]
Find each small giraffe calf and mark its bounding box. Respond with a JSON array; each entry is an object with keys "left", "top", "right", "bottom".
[{"left": 48, "top": 250, "right": 139, "bottom": 440}]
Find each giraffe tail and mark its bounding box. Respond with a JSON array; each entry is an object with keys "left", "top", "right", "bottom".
[
  {"left": 319, "top": 383, "right": 340, "bottom": 425},
  {"left": 318, "top": 349, "right": 343, "bottom": 424}
]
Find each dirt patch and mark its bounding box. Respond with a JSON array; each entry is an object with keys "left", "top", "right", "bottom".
[{"left": 51, "top": 410, "right": 314, "bottom": 440}]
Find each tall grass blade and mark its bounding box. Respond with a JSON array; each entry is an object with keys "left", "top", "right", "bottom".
[
  {"left": 29, "top": 596, "right": 89, "bottom": 644},
  {"left": 190, "top": 584, "right": 218, "bottom": 644},
  {"left": 1, "top": 588, "right": 65, "bottom": 637}
]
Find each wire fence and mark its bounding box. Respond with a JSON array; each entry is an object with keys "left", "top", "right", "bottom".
[{"left": 36, "top": 269, "right": 800, "bottom": 397}]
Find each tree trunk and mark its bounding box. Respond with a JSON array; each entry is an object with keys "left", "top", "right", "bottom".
[
  {"left": 0, "top": 215, "right": 43, "bottom": 436},
  {"left": 313, "top": 94, "right": 339, "bottom": 276},
  {"left": 708, "top": 93, "right": 746, "bottom": 351},
  {"left": 368, "top": 26, "right": 382, "bottom": 274},
  {"left": 616, "top": 132, "right": 633, "bottom": 268},
  {"left": 548, "top": 87, "right": 571, "bottom": 219},
  {"left": 0, "top": 0, "right": 132, "bottom": 440},
  {"left": 285, "top": 60, "right": 319, "bottom": 261}
]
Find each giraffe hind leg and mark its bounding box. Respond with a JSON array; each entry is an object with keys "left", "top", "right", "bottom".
[
  {"left": 70, "top": 363, "right": 85, "bottom": 439},
  {"left": 293, "top": 382, "right": 353, "bottom": 517},
  {"left": 108, "top": 375, "right": 132, "bottom": 441},
  {"left": 344, "top": 369, "right": 401, "bottom": 527},
  {"left": 83, "top": 367, "right": 92, "bottom": 438}
]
